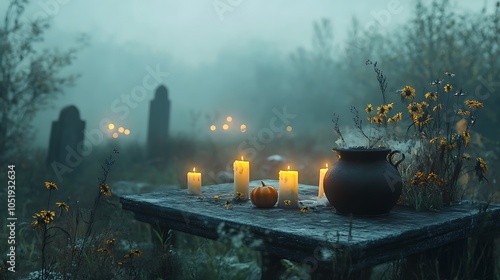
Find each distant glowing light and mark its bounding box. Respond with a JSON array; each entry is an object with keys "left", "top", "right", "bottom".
[
  {"left": 108, "top": 123, "right": 115, "bottom": 130},
  {"left": 286, "top": 126, "right": 293, "bottom": 132},
  {"left": 240, "top": 124, "right": 247, "bottom": 133},
  {"left": 226, "top": 116, "right": 233, "bottom": 122},
  {"left": 124, "top": 129, "right": 130, "bottom": 135},
  {"left": 118, "top": 127, "right": 125, "bottom": 133},
  {"left": 222, "top": 124, "right": 229, "bottom": 130},
  {"left": 112, "top": 133, "right": 119, "bottom": 138},
  {"left": 210, "top": 125, "right": 216, "bottom": 131}
]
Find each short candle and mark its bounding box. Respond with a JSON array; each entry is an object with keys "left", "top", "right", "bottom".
[
  {"left": 187, "top": 167, "right": 202, "bottom": 195},
  {"left": 233, "top": 156, "right": 249, "bottom": 200},
  {"left": 318, "top": 163, "right": 328, "bottom": 198},
  {"left": 278, "top": 166, "right": 299, "bottom": 208}
]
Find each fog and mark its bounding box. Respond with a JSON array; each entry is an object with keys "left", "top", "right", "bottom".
[{"left": 1, "top": 0, "right": 487, "bottom": 148}]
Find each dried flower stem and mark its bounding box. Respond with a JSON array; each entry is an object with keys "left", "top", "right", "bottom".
[
  {"left": 332, "top": 113, "right": 345, "bottom": 144},
  {"left": 350, "top": 106, "right": 371, "bottom": 147},
  {"left": 366, "top": 59, "right": 388, "bottom": 105}
]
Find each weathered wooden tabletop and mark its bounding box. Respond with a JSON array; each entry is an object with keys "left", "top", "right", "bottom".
[{"left": 120, "top": 180, "right": 500, "bottom": 270}]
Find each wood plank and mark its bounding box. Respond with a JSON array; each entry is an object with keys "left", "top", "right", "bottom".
[{"left": 120, "top": 180, "right": 500, "bottom": 270}]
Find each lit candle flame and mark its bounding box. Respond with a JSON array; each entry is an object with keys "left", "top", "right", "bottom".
[
  {"left": 241, "top": 156, "right": 244, "bottom": 161},
  {"left": 287, "top": 165, "right": 290, "bottom": 170},
  {"left": 193, "top": 167, "right": 196, "bottom": 172},
  {"left": 326, "top": 163, "right": 328, "bottom": 168}
]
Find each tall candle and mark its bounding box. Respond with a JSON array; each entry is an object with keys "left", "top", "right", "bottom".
[
  {"left": 187, "top": 167, "right": 202, "bottom": 195},
  {"left": 278, "top": 166, "right": 299, "bottom": 208},
  {"left": 318, "top": 163, "right": 328, "bottom": 198},
  {"left": 233, "top": 157, "right": 249, "bottom": 200}
]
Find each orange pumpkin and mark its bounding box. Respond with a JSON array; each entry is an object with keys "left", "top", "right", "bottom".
[{"left": 250, "top": 181, "right": 278, "bottom": 208}]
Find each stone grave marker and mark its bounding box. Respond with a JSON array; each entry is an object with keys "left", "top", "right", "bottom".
[
  {"left": 47, "top": 105, "right": 85, "bottom": 167},
  {"left": 147, "top": 85, "right": 171, "bottom": 160}
]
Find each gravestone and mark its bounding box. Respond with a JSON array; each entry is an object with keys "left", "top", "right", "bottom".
[
  {"left": 47, "top": 105, "right": 85, "bottom": 166},
  {"left": 147, "top": 85, "right": 171, "bottom": 161}
]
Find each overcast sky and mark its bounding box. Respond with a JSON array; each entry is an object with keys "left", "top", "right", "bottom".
[{"left": 1, "top": 0, "right": 490, "bottom": 148}]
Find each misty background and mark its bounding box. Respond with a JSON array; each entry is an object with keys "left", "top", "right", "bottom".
[{"left": 0, "top": 0, "right": 490, "bottom": 149}]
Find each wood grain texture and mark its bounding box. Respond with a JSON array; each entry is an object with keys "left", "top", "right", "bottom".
[{"left": 120, "top": 180, "right": 500, "bottom": 270}]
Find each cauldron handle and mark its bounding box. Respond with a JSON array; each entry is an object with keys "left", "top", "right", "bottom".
[{"left": 387, "top": 150, "right": 405, "bottom": 168}]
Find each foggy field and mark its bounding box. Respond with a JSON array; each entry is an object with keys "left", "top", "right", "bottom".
[{"left": 1, "top": 0, "right": 499, "bottom": 279}]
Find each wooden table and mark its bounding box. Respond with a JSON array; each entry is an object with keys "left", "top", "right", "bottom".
[{"left": 120, "top": 180, "right": 500, "bottom": 279}]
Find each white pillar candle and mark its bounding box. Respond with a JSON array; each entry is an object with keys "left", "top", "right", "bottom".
[
  {"left": 278, "top": 166, "right": 299, "bottom": 208},
  {"left": 318, "top": 164, "right": 328, "bottom": 198},
  {"left": 187, "top": 167, "right": 202, "bottom": 195},
  {"left": 233, "top": 157, "right": 249, "bottom": 200}
]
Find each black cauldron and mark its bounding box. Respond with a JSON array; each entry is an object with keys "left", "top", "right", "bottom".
[{"left": 323, "top": 148, "right": 404, "bottom": 216}]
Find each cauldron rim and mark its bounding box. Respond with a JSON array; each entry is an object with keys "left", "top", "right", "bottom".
[{"left": 333, "top": 146, "right": 391, "bottom": 153}]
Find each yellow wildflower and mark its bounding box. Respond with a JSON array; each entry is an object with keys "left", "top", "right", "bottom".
[
  {"left": 401, "top": 85, "right": 416, "bottom": 100},
  {"left": 372, "top": 116, "right": 384, "bottom": 125},
  {"left": 97, "top": 248, "right": 111, "bottom": 254},
  {"left": 99, "top": 183, "right": 112, "bottom": 197},
  {"left": 56, "top": 202, "right": 69, "bottom": 212},
  {"left": 476, "top": 157, "right": 488, "bottom": 172},
  {"left": 365, "top": 104, "right": 373, "bottom": 114},
  {"left": 427, "top": 172, "right": 438, "bottom": 183},
  {"left": 407, "top": 102, "right": 424, "bottom": 117},
  {"left": 300, "top": 207, "right": 310, "bottom": 213},
  {"left": 475, "top": 157, "right": 488, "bottom": 182},
  {"left": 31, "top": 213, "right": 46, "bottom": 230},
  {"left": 389, "top": 112, "right": 402, "bottom": 123},
  {"left": 130, "top": 249, "right": 142, "bottom": 257},
  {"left": 45, "top": 181, "right": 58, "bottom": 190},
  {"left": 464, "top": 99, "right": 484, "bottom": 109},
  {"left": 433, "top": 104, "right": 443, "bottom": 111},
  {"left": 411, "top": 171, "right": 427, "bottom": 185},
  {"left": 462, "top": 131, "right": 470, "bottom": 147},
  {"left": 412, "top": 114, "right": 432, "bottom": 126},
  {"left": 377, "top": 105, "right": 389, "bottom": 117},
  {"left": 444, "top": 83, "right": 453, "bottom": 93},
  {"left": 425, "top": 91, "right": 438, "bottom": 100}
]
